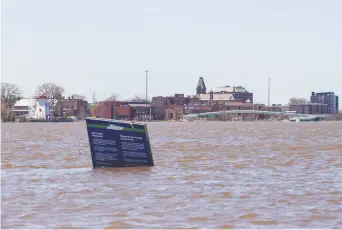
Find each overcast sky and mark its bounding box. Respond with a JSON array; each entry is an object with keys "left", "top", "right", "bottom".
[{"left": 1, "top": 0, "right": 341, "bottom": 105}]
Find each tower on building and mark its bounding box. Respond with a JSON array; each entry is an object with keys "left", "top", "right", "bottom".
[
  {"left": 196, "top": 76, "right": 207, "bottom": 96},
  {"left": 34, "top": 93, "right": 51, "bottom": 120}
]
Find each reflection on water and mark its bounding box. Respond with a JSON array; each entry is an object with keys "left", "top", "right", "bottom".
[{"left": 1, "top": 121, "right": 342, "bottom": 228}]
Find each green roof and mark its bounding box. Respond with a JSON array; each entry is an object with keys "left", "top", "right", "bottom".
[{"left": 183, "top": 110, "right": 328, "bottom": 118}]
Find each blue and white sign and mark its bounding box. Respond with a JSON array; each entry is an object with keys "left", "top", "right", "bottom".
[{"left": 85, "top": 118, "right": 154, "bottom": 167}]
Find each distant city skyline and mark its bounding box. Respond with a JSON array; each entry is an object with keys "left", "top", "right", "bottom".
[{"left": 2, "top": 0, "right": 341, "bottom": 106}]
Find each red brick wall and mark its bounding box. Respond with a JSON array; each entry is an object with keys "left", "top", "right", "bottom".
[
  {"left": 95, "top": 101, "right": 133, "bottom": 120},
  {"left": 95, "top": 101, "right": 112, "bottom": 119},
  {"left": 116, "top": 105, "right": 131, "bottom": 120}
]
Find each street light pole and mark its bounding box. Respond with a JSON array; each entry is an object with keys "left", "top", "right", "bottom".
[
  {"left": 145, "top": 70, "right": 148, "bottom": 105},
  {"left": 145, "top": 70, "right": 151, "bottom": 121},
  {"left": 113, "top": 99, "right": 116, "bottom": 120},
  {"left": 268, "top": 78, "right": 271, "bottom": 108}
]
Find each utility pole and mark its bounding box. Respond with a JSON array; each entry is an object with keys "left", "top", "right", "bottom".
[
  {"left": 112, "top": 93, "right": 116, "bottom": 120},
  {"left": 91, "top": 91, "right": 96, "bottom": 118},
  {"left": 92, "top": 91, "right": 96, "bottom": 104},
  {"left": 268, "top": 78, "right": 271, "bottom": 108},
  {"left": 145, "top": 70, "right": 151, "bottom": 121},
  {"left": 113, "top": 99, "right": 116, "bottom": 120},
  {"left": 145, "top": 70, "right": 148, "bottom": 105}
]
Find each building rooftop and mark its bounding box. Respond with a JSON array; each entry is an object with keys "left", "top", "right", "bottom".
[
  {"left": 13, "top": 99, "right": 37, "bottom": 107},
  {"left": 290, "top": 102, "right": 327, "bottom": 106},
  {"left": 128, "top": 104, "right": 151, "bottom": 108},
  {"left": 213, "top": 85, "right": 248, "bottom": 93},
  {"left": 199, "top": 93, "right": 234, "bottom": 101}
]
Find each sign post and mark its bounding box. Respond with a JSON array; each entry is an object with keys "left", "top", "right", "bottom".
[{"left": 85, "top": 118, "right": 154, "bottom": 167}]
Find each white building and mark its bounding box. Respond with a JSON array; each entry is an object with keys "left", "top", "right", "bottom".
[
  {"left": 12, "top": 93, "right": 51, "bottom": 120},
  {"left": 12, "top": 99, "right": 37, "bottom": 116}
]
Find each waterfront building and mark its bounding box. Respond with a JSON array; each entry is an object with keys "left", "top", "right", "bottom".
[
  {"left": 94, "top": 100, "right": 151, "bottom": 121},
  {"left": 12, "top": 93, "right": 51, "bottom": 120},
  {"left": 59, "top": 99, "right": 89, "bottom": 119},
  {"left": 151, "top": 94, "right": 190, "bottom": 120},
  {"left": 11, "top": 99, "right": 36, "bottom": 117},
  {"left": 150, "top": 77, "right": 255, "bottom": 120},
  {"left": 165, "top": 106, "right": 184, "bottom": 120},
  {"left": 195, "top": 77, "right": 254, "bottom": 104},
  {"left": 310, "top": 92, "right": 339, "bottom": 114},
  {"left": 184, "top": 104, "right": 212, "bottom": 114},
  {"left": 289, "top": 103, "right": 328, "bottom": 115}
]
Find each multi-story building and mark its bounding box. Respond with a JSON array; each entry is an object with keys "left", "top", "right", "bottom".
[
  {"left": 151, "top": 96, "right": 173, "bottom": 120},
  {"left": 165, "top": 106, "right": 184, "bottom": 120},
  {"left": 195, "top": 77, "right": 253, "bottom": 104},
  {"left": 211, "top": 102, "right": 254, "bottom": 111},
  {"left": 11, "top": 99, "right": 36, "bottom": 116},
  {"left": 173, "top": 94, "right": 185, "bottom": 106},
  {"left": 94, "top": 100, "right": 151, "bottom": 121},
  {"left": 289, "top": 103, "right": 328, "bottom": 114},
  {"left": 59, "top": 99, "right": 89, "bottom": 119},
  {"left": 150, "top": 77, "right": 255, "bottom": 120},
  {"left": 310, "top": 92, "right": 339, "bottom": 114},
  {"left": 184, "top": 104, "right": 212, "bottom": 114}
]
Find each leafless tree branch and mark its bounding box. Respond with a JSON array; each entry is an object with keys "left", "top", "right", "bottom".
[
  {"left": 1, "top": 83, "right": 23, "bottom": 103},
  {"left": 289, "top": 97, "right": 307, "bottom": 105},
  {"left": 131, "top": 95, "right": 144, "bottom": 102},
  {"left": 36, "top": 83, "right": 64, "bottom": 107},
  {"left": 69, "top": 94, "right": 87, "bottom": 101},
  {"left": 105, "top": 93, "right": 120, "bottom": 101}
]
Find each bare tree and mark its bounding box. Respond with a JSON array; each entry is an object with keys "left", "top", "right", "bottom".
[
  {"left": 102, "top": 93, "right": 120, "bottom": 119},
  {"left": 36, "top": 83, "right": 64, "bottom": 107},
  {"left": 131, "top": 95, "right": 144, "bottom": 102},
  {"left": 289, "top": 97, "right": 307, "bottom": 105},
  {"left": 69, "top": 94, "right": 87, "bottom": 101},
  {"left": 105, "top": 93, "right": 120, "bottom": 101},
  {"left": 1, "top": 83, "right": 23, "bottom": 103}
]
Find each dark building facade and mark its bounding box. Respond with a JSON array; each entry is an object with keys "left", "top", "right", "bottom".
[
  {"left": 310, "top": 92, "right": 339, "bottom": 114},
  {"left": 151, "top": 94, "right": 200, "bottom": 120},
  {"left": 58, "top": 99, "right": 89, "bottom": 119},
  {"left": 289, "top": 103, "right": 328, "bottom": 115},
  {"left": 94, "top": 100, "right": 152, "bottom": 121},
  {"left": 195, "top": 77, "right": 253, "bottom": 104}
]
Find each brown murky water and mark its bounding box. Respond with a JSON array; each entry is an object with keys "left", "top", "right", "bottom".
[{"left": 1, "top": 121, "right": 342, "bottom": 229}]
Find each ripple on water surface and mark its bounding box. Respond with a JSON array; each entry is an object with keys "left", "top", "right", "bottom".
[{"left": 1, "top": 121, "right": 342, "bottom": 228}]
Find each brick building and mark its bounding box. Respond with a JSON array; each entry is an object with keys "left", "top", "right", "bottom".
[
  {"left": 152, "top": 94, "right": 190, "bottom": 120},
  {"left": 59, "top": 99, "right": 89, "bottom": 119},
  {"left": 165, "top": 106, "right": 184, "bottom": 120},
  {"left": 184, "top": 104, "right": 212, "bottom": 114},
  {"left": 211, "top": 101, "right": 254, "bottom": 111},
  {"left": 94, "top": 101, "right": 151, "bottom": 121},
  {"left": 289, "top": 103, "right": 328, "bottom": 114},
  {"left": 95, "top": 101, "right": 131, "bottom": 120},
  {"left": 195, "top": 77, "right": 253, "bottom": 104}
]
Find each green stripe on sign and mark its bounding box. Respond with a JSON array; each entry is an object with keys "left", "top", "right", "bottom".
[
  {"left": 122, "top": 127, "right": 145, "bottom": 133},
  {"left": 87, "top": 124, "right": 107, "bottom": 129},
  {"left": 87, "top": 123, "right": 145, "bottom": 132}
]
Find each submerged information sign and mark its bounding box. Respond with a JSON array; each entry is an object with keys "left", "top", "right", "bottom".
[{"left": 85, "top": 118, "right": 154, "bottom": 167}]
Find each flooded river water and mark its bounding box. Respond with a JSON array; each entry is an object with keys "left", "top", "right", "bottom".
[{"left": 1, "top": 121, "right": 342, "bottom": 228}]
